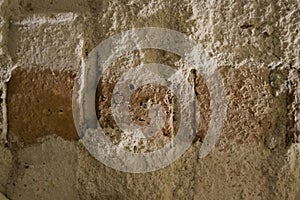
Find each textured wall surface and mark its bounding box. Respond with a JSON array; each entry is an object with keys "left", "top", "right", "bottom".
[{"left": 0, "top": 0, "right": 299, "bottom": 199}]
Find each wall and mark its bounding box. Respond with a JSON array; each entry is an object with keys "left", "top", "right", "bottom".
[{"left": 0, "top": 0, "right": 299, "bottom": 199}]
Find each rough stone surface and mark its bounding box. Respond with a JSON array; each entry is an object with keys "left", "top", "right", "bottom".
[
  {"left": 0, "top": 1, "right": 13, "bottom": 197},
  {"left": 6, "top": 136, "right": 79, "bottom": 200},
  {"left": 0, "top": 0, "right": 299, "bottom": 200},
  {"left": 77, "top": 141, "right": 200, "bottom": 200},
  {"left": 0, "top": 0, "right": 8, "bottom": 57},
  {"left": 194, "top": 65, "right": 294, "bottom": 200},
  {"left": 8, "top": 12, "right": 84, "bottom": 71},
  {"left": 0, "top": 145, "right": 12, "bottom": 195},
  {"left": 0, "top": 192, "right": 9, "bottom": 200},
  {"left": 18, "top": 0, "right": 89, "bottom": 14}
]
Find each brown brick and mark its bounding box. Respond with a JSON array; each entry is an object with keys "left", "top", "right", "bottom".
[{"left": 7, "top": 68, "right": 78, "bottom": 144}]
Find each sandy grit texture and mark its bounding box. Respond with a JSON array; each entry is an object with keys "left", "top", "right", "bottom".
[{"left": 0, "top": 0, "right": 299, "bottom": 199}]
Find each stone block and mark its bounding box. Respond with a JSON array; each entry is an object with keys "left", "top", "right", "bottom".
[
  {"left": 7, "top": 68, "right": 78, "bottom": 145},
  {"left": 8, "top": 13, "right": 83, "bottom": 71},
  {"left": 6, "top": 136, "right": 79, "bottom": 200}
]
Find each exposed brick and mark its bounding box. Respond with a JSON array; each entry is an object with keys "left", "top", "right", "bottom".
[
  {"left": 96, "top": 49, "right": 211, "bottom": 153},
  {"left": 7, "top": 68, "right": 78, "bottom": 145}
]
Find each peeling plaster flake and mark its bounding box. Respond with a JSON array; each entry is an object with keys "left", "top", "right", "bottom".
[{"left": 14, "top": 12, "right": 78, "bottom": 26}]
